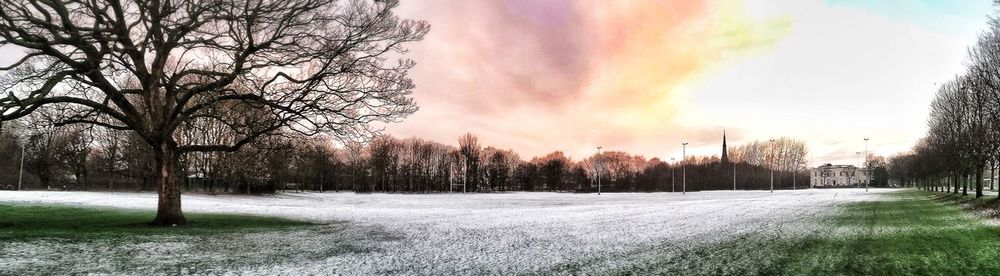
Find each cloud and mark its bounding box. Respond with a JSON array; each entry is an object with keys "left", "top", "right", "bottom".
[{"left": 389, "top": 0, "right": 792, "bottom": 160}]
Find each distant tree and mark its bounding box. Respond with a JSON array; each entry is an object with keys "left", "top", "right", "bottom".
[
  {"left": 864, "top": 154, "right": 889, "bottom": 187},
  {"left": 639, "top": 158, "right": 670, "bottom": 192},
  {"left": 0, "top": 123, "right": 22, "bottom": 188},
  {"left": 296, "top": 137, "right": 341, "bottom": 193},
  {"left": 368, "top": 135, "right": 401, "bottom": 192},
  {"left": 458, "top": 133, "right": 481, "bottom": 192},
  {"left": 727, "top": 137, "right": 807, "bottom": 189},
  {"left": 91, "top": 127, "right": 125, "bottom": 190},
  {"left": 532, "top": 151, "right": 570, "bottom": 191},
  {"left": 430, "top": 143, "right": 455, "bottom": 192},
  {"left": 482, "top": 147, "right": 512, "bottom": 192},
  {"left": 343, "top": 140, "right": 369, "bottom": 192},
  {"left": 887, "top": 153, "right": 913, "bottom": 188},
  {"left": 61, "top": 125, "right": 91, "bottom": 190},
  {"left": 23, "top": 124, "right": 76, "bottom": 189},
  {"left": 514, "top": 162, "right": 538, "bottom": 191}
]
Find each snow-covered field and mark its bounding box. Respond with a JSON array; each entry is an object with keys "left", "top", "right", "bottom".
[{"left": 0, "top": 189, "right": 892, "bottom": 275}]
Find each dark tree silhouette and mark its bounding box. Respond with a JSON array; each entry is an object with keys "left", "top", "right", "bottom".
[{"left": 458, "top": 133, "right": 481, "bottom": 192}]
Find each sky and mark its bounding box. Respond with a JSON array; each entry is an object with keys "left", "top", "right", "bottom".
[
  {"left": 0, "top": 0, "right": 990, "bottom": 166},
  {"left": 388, "top": 0, "right": 996, "bottom": 165}
]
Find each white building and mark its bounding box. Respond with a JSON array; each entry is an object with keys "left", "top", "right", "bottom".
[{"left": 811, "top": 164, "right": 869, "bottom": 188}]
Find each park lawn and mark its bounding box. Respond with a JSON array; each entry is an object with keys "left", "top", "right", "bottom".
[
  {"left": 784, "top": 190, "right": 1000, "bottom": 275},
  {"left": 927, "top": 191, "right": 1000, "bottom": 218},
  {"left": 6, "top": 189, "right": 1000, "bottom": 275},
  {"left": 0, "top": 203, "right": 317, "bottom": 241},
  {"left": 643, "top": 189, "right": 1000, "bottom": 275}
]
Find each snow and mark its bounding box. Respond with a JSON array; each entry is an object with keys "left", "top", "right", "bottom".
[{"left": 0, "top": 189, "right": 891, "bottom": 274}]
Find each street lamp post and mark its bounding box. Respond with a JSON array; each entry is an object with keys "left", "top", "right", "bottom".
[
  {"left": 864, "top": 137, "right": 869, "bottom": 192},
  {"left": 769, "top": 139, "right": 775, "bottom": 193},
  {"left": 733, "top": 162, "right": 737, "bottom": 191},
  {"left": 792, "top": 161, "right": 797, "bottom": 190},
  {"left": 682, "top": 142, "right": 688, "bottom": 194},
  {"left": 17, "top": 143, "right": 25, "bottom": 191},
  {"left": 855, "top": 151, "right": 861, "bottom": 188},
  {"left": 597, "top": 146, "right": 602, "bottom": 195},
  {"left": 670, "top": 157, "right": 675, "bottom": 193}
]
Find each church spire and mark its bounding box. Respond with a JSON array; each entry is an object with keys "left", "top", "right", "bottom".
[{"left": 721, "top": 130, "right": 729, "bottom": 164}]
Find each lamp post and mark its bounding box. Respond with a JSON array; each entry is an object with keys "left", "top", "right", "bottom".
[
  {"left": 792, "top": 160, "right": 797, "bottom": 190},
  {"left": 17, "top": 142, "right": 25, "bottom": 191},
  {"left": 682, "top": 142, "right": 688, "bottom": 194},
  {"left": 670, "top": 157, "right": 675, "bottom": 193},
  {"left": 733, "top": 161, "right": 737, "bottom": 191},
  {"left": 864, "top": 137, "right": 869, "bottom": 192},
  {"left": 855, "top": 151, "right": 861, "bottom": 188},
  {"left": 597, "top": 146, "right": 602, "bottom": 195},
  {"left": 769, "top": 139, "right": 775, "bottom": 193}
]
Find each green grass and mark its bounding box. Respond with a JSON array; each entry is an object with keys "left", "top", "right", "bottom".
[
  {"left": 927, "top": 191, "right": 1000, "bottom": 216},
  {"left": 782, "top": 190, "right": 1000, "bottom": 275},
  {"left": 0, "top": 204, "right": 358, "bottom": 275},
  {"left": 0, "top": 203, "right": 316, "bottom": 241},
  {"left": 634, "top": 189, "right": 1000, "bottom": 275}
]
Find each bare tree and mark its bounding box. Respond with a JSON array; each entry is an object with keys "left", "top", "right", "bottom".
[
  {"left": 482, "top": 146, "right": 517, "bottom": 192},
  {"left": 0, "top": 0, "right": 428, "bottom": 225},
  {"left": 965, "top": 19, "right": 1000, "bottom": 198},
  {"left": 458, "top": 133, "right": 480, "bottom": 192},
  {"left": 20, "top": 119, "right": 85, "bottom": 189},
  {"left": 342, "top": 139, "right": 368, "bottom": 192},
  {"left": 61, "top": 125, "right": 92, "bottom": 190},
  {"left": 367, "top": 134, "right": 401, "bottom": 192},
  {"left": 0, "top": 121, "right": 22, "bottom": 189},
  {"left": 928, "top": 79, "right": 973, "bottom": 195},
  {"left": 729, "top": 137, "right": 806, "bottom": 173},
  {"left": 531, "top": 151, "right": 570, "bottom": 191}
]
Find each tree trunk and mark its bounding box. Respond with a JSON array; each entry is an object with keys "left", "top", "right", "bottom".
[
  {"left": 990, "top": 163, "right": 997, "bottom": 191},
  {"left": 962, "top": 174, "right": 968, "bottom": 196},
  {"left": 953, "top": 173, "right": 959, "bottom": 194},
  {"left": 992, "top": 161, "right": 997, "bottom": 191},
  {"left": 975, "top": 168, "right": 984, "bottom": 198},
  {"left": 151, "top": 142, "right": 187, "bottom": 226}
]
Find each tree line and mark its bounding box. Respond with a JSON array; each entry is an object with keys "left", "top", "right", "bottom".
[
  {"left": 889, "top": 13, "right": 1000, "bottom": 198},
  {"left": 2, "top": 119, "right": 814, "bottom": 193}
]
